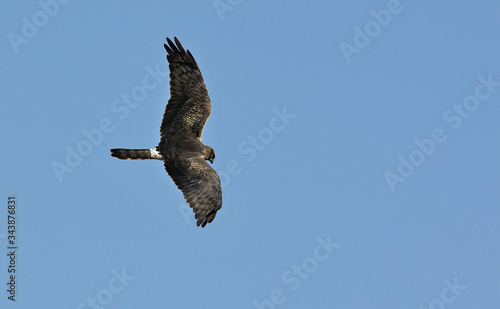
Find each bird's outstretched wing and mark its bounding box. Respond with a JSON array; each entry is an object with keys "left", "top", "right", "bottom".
[
  {"left": 161, "top": 37, "right": 211, "bottom": 140},
  {"left": 164, "top": 156, "right": 222, "bottom": 227}
]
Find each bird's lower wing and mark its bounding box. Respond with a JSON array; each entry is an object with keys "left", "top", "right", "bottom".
[{"left": 164, "top": 156, "right": 222, "bottom": 227}]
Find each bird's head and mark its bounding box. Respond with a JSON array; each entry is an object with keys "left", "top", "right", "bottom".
[{"left": 204, "top": 146, "right": 215, "bottom": 164}]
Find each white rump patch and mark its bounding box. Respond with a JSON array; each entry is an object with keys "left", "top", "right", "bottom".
[{"left": 150, "top": 147, "right": 164, "bottom": 160}]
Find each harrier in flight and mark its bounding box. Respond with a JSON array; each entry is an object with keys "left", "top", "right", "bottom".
[{"left": 111, "top": 37, "right": 222, "bottom": 228}]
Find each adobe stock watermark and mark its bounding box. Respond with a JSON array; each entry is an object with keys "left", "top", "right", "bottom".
[
  {"left": 178, "top": 107, "right": 296, "bottom": 225},
  {"left": 7, "top": 0, "right": 72, "bottom": 54},
  {"left": 213, "top": 0, "right": 243, "bottom": 21},
  {"left": 75, "top": 268, "right": 134, "bottom": 309},
  {"left": 51, "top": 63, "right": 169, "bottom": 182},
  {"left": 384, "top": 74, "right": 500, "bottom": 192},
  {"left": 339, "top": 0, "right": 404, "bottom": 63},
  {"left": 253, "top": 236, "right": 340, "bottom": 309},
  {"left": 418, "top": 277, "right": 466, "bottom": 309}
]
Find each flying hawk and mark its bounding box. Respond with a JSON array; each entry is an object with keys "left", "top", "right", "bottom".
[{"left": 111, "top": 37, "right": 222, "bottom": 228}]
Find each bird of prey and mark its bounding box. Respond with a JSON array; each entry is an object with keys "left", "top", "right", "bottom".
[{"left": 110, "top": 37, "right": 222, "bottom": 228}]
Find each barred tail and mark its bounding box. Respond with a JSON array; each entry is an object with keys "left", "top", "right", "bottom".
[{"left": 110, "top": 147, "right": 163, "bottom": 160}]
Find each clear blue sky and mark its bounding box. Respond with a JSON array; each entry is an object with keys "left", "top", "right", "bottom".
[{"left": 1, "top": 1, "right": 499, "bottom": 308}]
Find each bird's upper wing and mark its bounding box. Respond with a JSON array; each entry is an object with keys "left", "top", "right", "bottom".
[
  {"left": 161, "top": 37, "right": 211, "bottom": 140},
  {"left": 164, "top": 155, "right": 222, "bottom": 227}
]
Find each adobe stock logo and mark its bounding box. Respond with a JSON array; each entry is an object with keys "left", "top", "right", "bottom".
[
  {"left": 384, "top": 74, "right": 500, "bottom": 192},
  {"left": 212, "top": 0, "right": 243, "bottom": 21},
  {"left": 7, "top": 0, "right": 72, "bottom": 54},
  {"left": 51, "top": 63, "right": 168, "bottom": 182},
  {"left": 418, "top": 277, "right": 466, "bottom": 309},
  {"left": 253, "top": 236, "right": 340, "bottom": 309},
  {"left": 75, "top": 268, "right": 134, "bottom": 309},
  {"left": 339, "top": 0, "right": 404, "bottom": 63}
]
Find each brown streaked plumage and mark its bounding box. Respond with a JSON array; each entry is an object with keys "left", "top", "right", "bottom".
[{"left": 111, "top": 37, "right": 222, "bottom": 228}]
